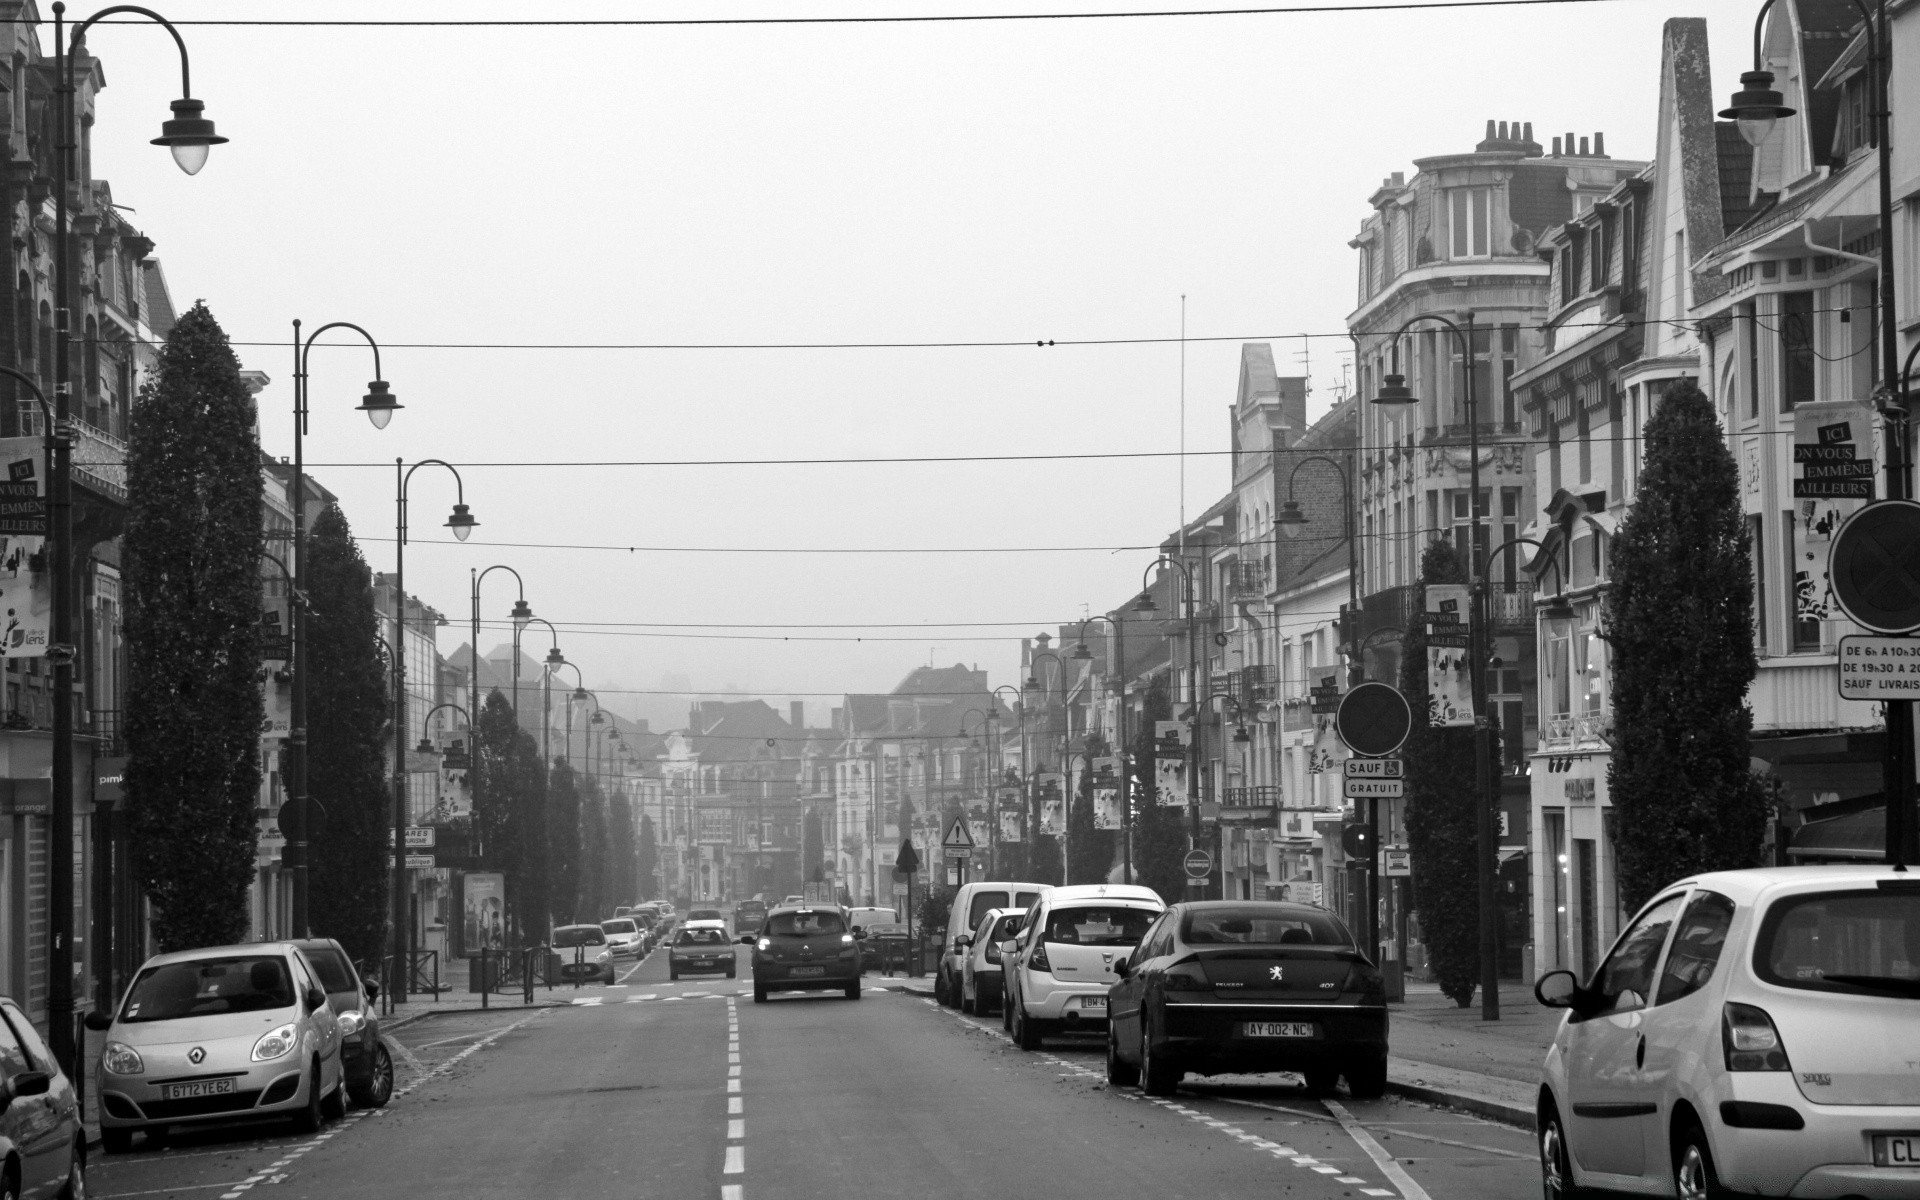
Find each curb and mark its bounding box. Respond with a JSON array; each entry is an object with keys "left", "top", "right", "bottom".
[
  {"left": 384, "top": 1000, "right": 568, "bottom": 1032},
  {"left": 1384, "top": 1079, "right": 1534, "bottom": 1129}
]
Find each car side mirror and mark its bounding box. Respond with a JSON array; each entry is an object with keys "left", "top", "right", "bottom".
[
  {"left": 305, "top": 987, "right": 327, "bottom": 1012},
  {"left": 84, "top": 1010, "right": 113, "bottom": 1032},
  {"left": 953, "top": 935, "right": 971, "bottom": 950},
  {"left": 999, "top": 939, "right": 1020, "bottom": 956},
  {"left": 738, "top": 934, "right": 756, "bottom": 945},
  {"left": 363, "top": 981, "right": 380, "bottom": 1002},
  {"left": 2, "top": 1069, "right": 50, "bottom": 1111},
  {"left": 1534, "top": 970, "right": 1580, "bottom": 1009},
  {"left": 1113, "top": 957, "right": 1130, "bottom": 979},
  {"left": 853, "top": 929, "right": 868, "bottom": 940}
]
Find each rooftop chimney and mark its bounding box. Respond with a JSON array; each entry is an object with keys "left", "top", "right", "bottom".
[
  {"left": 790, "top": 701, "right": 805, "bottom": 729},
  {"left": 1552, "top": 136, "right": 1563, "bottom": 155},
  {"left": 1594, "top": 132, "right": 1606, "bottom": 156}
]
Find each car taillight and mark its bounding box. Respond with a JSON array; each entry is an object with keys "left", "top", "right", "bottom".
[
  {"left": 985, "top": 942, "right": 1002, "bottom": 965},
  {"left": 1723, "top": 1002, "right": 1790, "bottom": 1071},
  {"left": 1162, "top": 963, "right": 1209, "bottom": 991},
  {"left": 1344, "top": 965, "right": 1385, "bottom": 1001},
  {"left": 1028, "top": 943, "right": 1051, "bottom": 973}
]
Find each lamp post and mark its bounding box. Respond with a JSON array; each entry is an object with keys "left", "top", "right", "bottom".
[
  {"left": 469, "top": 566, "right": 531, "bottom": 738},
  {"left": 290, "top": 321, "right": 397, "bottom": 940},
  {"left": 1135, "top": 556, "right": 1201, "bottom": 888},
  {"left": 46, "top": 2, "right": 223, "bottom": 1076},
  {"left": 1073, "top": 615, "right": 1130, "bottom": 884},
  {"left": 1194, "top": 691, "right": 1251, "bottom": 899},
  {"left": 1028, "top": 647, "right": 1071, "bottom": 881},
  {"left": 1724, "top": 0, "right": 1905, "bottom": 866},
  {"left": 389, "top": 459, "right": 476, "bottom": 1007},
  {"left": 990, "top": 683, "right": 1023, "bottom": 879}
]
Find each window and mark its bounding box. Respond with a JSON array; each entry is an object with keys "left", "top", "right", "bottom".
[
  {"left": 1654, "top": 891, "right": 1735, "bottom": 1006},
  {"left": 1750, "top": 514, "right": 1769, "bottom": 653},
  {"left": 1671, "top": 232, "right": 1687, "bottom": 317},
  {"left": 1500, "top": 324, "right": 1519, "bottom": 426},
  {"left": 1449, "top": 187, "right": 1491, "bottom": 258},
  {"left": 1742, "top": 303, "right": 1760, "bottom": 419},
  {"left": 1449, "top": 489, "right": 1490, "bottom": 574},
  {"left": 1757, "top": 888, "right": 1920, "bottom": 994},
  {"left": 1789, "top": 510, "right": 1821, "bottom": 651},
  {"left": 1569, "top": 231, "right": 1586, "bottom": 298},
  {"left": 119, "top": 956, "right": 296, "bottom": 1022},
  {"left": 1182, "top": 906, "right": 1351, "bottom": 946},
  {"left": 1591, "top": 892, "right": 1684, "bottom": 1008},
  {"left": 1780, "top": 292, "right": 1816, "bottom": 408},
  {"left": 1041, "top": 905, "right": 1158, "bottom": 946},
  {"left": 767, "top": 910, "right": 847, "bottom": 936}
]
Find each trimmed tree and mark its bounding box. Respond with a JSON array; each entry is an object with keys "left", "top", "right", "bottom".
[
  {"left": 304, "top": 503, "right": 389, "bottom": 967},
  {"left": 1130, "top": 677, "right": 1189, "bottom": 903},
  {"left": 1401, "top": 540, "right": 1481, "bottom": 1008},
  {"left": 1605, "top": 378, "right": 1761, "bottom": 911},
  {"left": 548, "top": 760, "right": 582, "bottom": 924},
  {"left": 637, "top": 814, "right": 658, "bottom": 899},
  {"left": 1068, "top": 736, "right": 1115, "bottom": 884},
  {"left": 804, "top": 811, "right": 825, "bottom": 883},
  {"left": 607, "top": 791, "right": 637, "bottom": 906},
  {"left": 471, "top": 689, "right": 547, "bottom": 940},
  {"left": 577, "top": 775, "right": 609, "bottom": 919},
  {"left": 124, "top": 302, "right": 265, "bottom": 952}
]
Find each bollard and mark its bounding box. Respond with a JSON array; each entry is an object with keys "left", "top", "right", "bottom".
[{"left": 481, "top": 946, "right": 490, "bottom": 1010}]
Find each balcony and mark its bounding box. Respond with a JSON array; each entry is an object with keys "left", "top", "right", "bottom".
[
  {"left": 1540, "top": 711, "right": 1612, "bottom": 751},
  {"left": 1360, "top": 584, "right": 1421, "bottom": 647},
  {"left": 1227, "top": 556, "right": 1268, "bottom": 600},
  {"left": 16, "top": 410, "right": 127, "bottom": 504},
  {"left": 1487, "top": 584, "right": 1535, "bottom": 632},
  {"left": 1223, "top": 785, "right": 1282, "bottom": 806}
]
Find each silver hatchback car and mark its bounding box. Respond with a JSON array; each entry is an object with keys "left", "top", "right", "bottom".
[
  {"left": 89, "top": 943, "right": 346, "bottom": 1152},
  {"left": 1535, "top": 865, "right": 1920, "bottom": 1199}
]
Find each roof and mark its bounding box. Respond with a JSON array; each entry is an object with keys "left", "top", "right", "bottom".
[
  {"left": 1713, "top": 123, "right": 1757, "bottom": 233},
  {"left": 1660, "top": 863, "right": 1912, "bottom": 898}
]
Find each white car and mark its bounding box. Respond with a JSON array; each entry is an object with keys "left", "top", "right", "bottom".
[
  {"left": 1001, "top": 884, "right": 1165, "bottom": 1050},
  {"left": 598, "top": 918, "right": 646, "bottom": 957},
  {"left": 1535, "top": 864, "right": 1920, "bottom": 1199},
  {"left": 958, "top": 907, "right": 1025, "bottom": 1016},
  {"left": 935, "top": 880, "right": 1052, "bottom": 1008}
]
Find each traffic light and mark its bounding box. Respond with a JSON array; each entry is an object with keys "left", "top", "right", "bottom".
[{"left": 1341, "top": 822, "right": 1377, "bottom": 860}]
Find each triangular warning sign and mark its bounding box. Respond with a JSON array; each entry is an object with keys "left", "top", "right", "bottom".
[{"left": 942, "top": 817, "right": 973, "bottom": 848}]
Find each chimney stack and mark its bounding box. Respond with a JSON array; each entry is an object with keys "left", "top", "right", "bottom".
[
  {"left": 1579, "top": 136, "right": 1590, "bottom": 156},
  {"left": 790, "top": 701, "right": 805, "bottom": 729},
  {"left": 1552, "top": 136, "right": 1563, "bottom": 155},
  {"left": 1594, "top": 131, "right": 1606, "bottom": 156}
]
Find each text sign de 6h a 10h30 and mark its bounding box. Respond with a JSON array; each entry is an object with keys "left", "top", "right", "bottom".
[{"left": 1836, "top": 636, "right": 1920, "bottom": 700}]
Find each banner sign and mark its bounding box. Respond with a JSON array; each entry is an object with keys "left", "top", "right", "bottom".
[
  {"left": 1093, "top": 786, "right": 1121, "bottom": 830},
  {"left": 462, "top": 872, "right": 506, "bottom": 957},
  {"left": 1092, "top": 755, "right": 1118, "bottom": 784},
  {"left": 1425, "top": 584, "right": 1473, "bottom": 726},
  {"left": 969, "top": 818, "right": 991, "bottom": 848},
  {"left": 998, "top": 809, "right": 1022, "bottom": 843},
  {"left": 1155, "top": 756, "right": 1186, "bottom": 806},
  {"left": 1154, "top": 721, "right": 1189, "bottom": 754},
  {"left": 0, "top": 438, "right": 49, "bottom": 660},
  {"left": 1792, "top": 403, "right": 1876, "bottom": 500},
  {"left": 1039, "top": 793, "right": 1064, "bottom": 835},
  {"left": 1309, "top": 674, "right": 1343, "bottom": 714}
]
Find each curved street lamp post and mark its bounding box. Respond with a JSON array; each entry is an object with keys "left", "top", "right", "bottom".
[{"left": 1134, "top": 556, "right": 1201, "bottom": 888}]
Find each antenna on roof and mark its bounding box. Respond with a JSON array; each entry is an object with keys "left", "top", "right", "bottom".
[{"left": 1296, "top": 336, "right": 1312, "bottom": 398}]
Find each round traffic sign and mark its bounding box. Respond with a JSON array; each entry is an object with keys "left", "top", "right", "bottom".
[
  {"left": 1829, "top": 500, "right": 1920, "bottom": 633},
  {"left": 1335, "top": 681, "right": 1413, "bottom": 757},
  {"left": 1183, "top": 849, "right": 1213, "bottom": 879}
]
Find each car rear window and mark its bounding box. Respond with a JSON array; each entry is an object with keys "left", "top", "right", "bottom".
[
  {"left": 1757, "top": 888, "right": 1920, "bottom": 997},
  {"left": 678, "top": 928, "right": 729, "bottom": 946},
  {"left": 122, "top": 956, "right": 295, "bottom": 1022},
  {"left": 303, "top": 948, "right": 358, "bottom": 993},
  {"left": 689, "top": 910, "right": 724, "bottom": 922},
  {"left": 767, "top": 910, "right": 847, "bottom": 937},
  {"left": 968, "top": 891, "right": 1010, "bottom": 931},
  {"left": 1041, "top": 906, "right": 1158, "bottom": 947},
  {"left": 601, "top": 920, "right": 638, "bottom": 934},
  {"left": 1182, "top": 906, "right": 1352, "bottom": 947},
  {"left": 553, "top": 926, "right": 607, "bottom": 948}
]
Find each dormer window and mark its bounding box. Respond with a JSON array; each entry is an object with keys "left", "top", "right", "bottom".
[{"left": 1447, "top": 187, "right": 1491, "bottom": 258}]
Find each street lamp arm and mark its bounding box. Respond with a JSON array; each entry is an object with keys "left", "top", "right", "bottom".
[
  {"left": 299, "top": 320, "right": 385, "bottom": 382},
  {"left": 1482, "top": 534, "right": 1569, "bottom": 595},
  {"left": 69, "top": 4, "right": 197, "bottom": 96},
  {"left": 401, "top": 457, "right": 467, "bottom": 504},
  {"left": 476, "top": 563, "right": 525, "bottom": 598},
  {"left": 0, "top": 366, "right": 54, "bottom": 429},
  {"left": 523, "top": 617, "right": 560, "bottom": 650},
  {"left": 420, "top": 702, "right": 471, "bottom": 742},
  {"left": 1139, "top": 554, "right": 1195, "bottom": 602},
  {"left": 1282, "top": 454, "right": 1349, "bottom": 496}
]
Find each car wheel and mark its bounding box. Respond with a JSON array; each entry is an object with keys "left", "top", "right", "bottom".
[
  {"left": 753, "top": 984, "right": 768, "bottom": 1004},
  {"left": 1140, "top": 1017, "right": 1180, "bottom": 1096},
  {"left": 934, "top": 968, "right": 952, "bottom": 1007},
  {"left": 1, "top": 1166, "right": 16, "bottom": 1200},
  {"left": 320, "top": 1076, "right": 348, "bottom": 1121},
  {"left": 56, "top": 1137, "right": 84, "bottom": 1200},
  {"left": 1106, "top": 1023, "right": 1140, "bottom": 1087},
  {"left": 99, "top": 1128, "right": 133, "bottom": 1156},
  {"left": 726, "top": 966, "right": 736, "bottom": 978},
  {"left": 1539, "top": 1102, "right": 1576, "bottom": 1200},
  {"left": 845, "top": 981, "right": 861, "bottom": 1000},
  {"left": 1672, "top": 1119, "right": 1726, "bottom": 1200},
  {"left": 1001, "top": 991, "right": 1013, "bottom": 1031},
  {"left": 349, "top": 1042, "right": 393, "bottom": 1108},
  {"left": 291, "top": 1062, "right": 324, "bottom": 1134},
  {"left": 1302, "top": 1066, "right": 1340, "bottom": 1096},
  {"left": 1013, "top": 999, "right": 1043, "bottom": 1051},
  {"left": 1345, "top": 1056, "right": 1388, "bottom": 1100},
  {"left": 669, "top": 967, "right": 679, "bottom": 981}
]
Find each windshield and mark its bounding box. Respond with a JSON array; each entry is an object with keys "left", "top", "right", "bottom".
[
  {"left": 737, "top": 902, "right": 766, "bottom": 916},
  {"left": 1041, "top": 906, "right": 1158, "bottom": 947},
  {"left": 121, "top": 956, "right": 295, "bottom": 1022},
  {"left": 766, "top": 910, "right": 848, "bottom": 937},
  {"left": 968, "top": 891, "right": 1011, "bottom": 931},
  {"left": 689, "top": 909, "right": 723, "bottom": 922},
  {"left": 1757, "top": 889, "right": 1920, "bottom": 996},
  {"left": 1182, "top": 906, "right": 1353, "bottom": 947},
  {"left": 303, "top": 948, "right": 358, "bottom": 993},
  {"left": 553, "top": 926, "right": 607, "bottom": 948},
  {"left": 601, "top": 920, "right": 638, "bottom": 935},
  {"left": 677, "top": 928, "right": 729, "bottom": 947}
]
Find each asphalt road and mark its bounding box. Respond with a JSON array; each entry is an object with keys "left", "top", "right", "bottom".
[{"left": 85, "top": 943, "right": 1539, "bottom": 1200}]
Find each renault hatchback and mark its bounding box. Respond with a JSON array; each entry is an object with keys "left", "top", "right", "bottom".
[
  {"left": 747, "top": 906, "right": 864, "bottom": 1001},
  {"left": 1002, "top": 884, "right": 1164, "bottom": 1050},
  {"left": 1535, "top": 865, "right": 1920, "bottom": 1199}
]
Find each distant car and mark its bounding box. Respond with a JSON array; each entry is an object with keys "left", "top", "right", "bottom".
[
  {"left": 734, "top": 899, "right": 769, "bottom": 936},
  {"left": 781, "top": 895, "right": 804, "bottom": 907},
  {"left": 687, "top": 908, "right": 725, "bottom": 926},
  {"left": 1002, "top": 884, "right": 1165, "bottom": 1050},
  {"left": 1534, "top": 865, "right": 1920, "bottom": 1200},
  {"left": 670, "top": 924, "right": 738, "bottom": 980},
  {"left": 960, "top": 908, "right": 1025, "bottom": 1016},
  {"left": 552, "top": 925, "right": 617, "bottom": 984},
  {"left": 89, "top": 943, "right": 348, "bottom": 1152},
  {"left": 747, "top": 906, "right": 864, "bottom": 1002},
  {"left": 599, "top": 918, "right": 646, "bottom": 958},
  {"left": 290, "top": 938, "right": 392, "bottom": 1109},
  {"left": 629, "top": 911, "right": 659, "bottom": 951},
  {"left": 0, "top": 993, "right": 87, "bottom": 1193},
  {"left": 1106, "top": 901, "right": 1387, "bottom": 1098}
]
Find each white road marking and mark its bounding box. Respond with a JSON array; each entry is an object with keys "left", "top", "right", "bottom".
[
  {"left": 1324, "top": 1098, "right": 1434, "bottom": 1200},
  {"left": 721, "top": 1188, "right": 743, "bottom": 1200},
  {"left": 723, "top": 1146, "right": 745, "bottom": 1174},
  {"left": 728, "top": 1097, "right": 742, "bottom": 1114},
  {"left": 728, "top": 1078, "right": 740, "bottom": 1093},
  {"left": 728, "top": 1119, "right": 745, "bottom": 1138}
]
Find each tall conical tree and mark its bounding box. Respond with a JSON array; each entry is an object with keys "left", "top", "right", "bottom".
[
  {"left": 636, "top": 813, "right": 658, "bottom": 900},
  {"left": 548, "top": 760, "right": 582, "bottom": 923},
  {"left": 1400, "top": 540, "right": 1481, "bottom": 1008},
  {"left": 1068, "top": 736, "right": 1115, "bottom": 884},
  {"left": 803, "top": 811, "right": 825, "bottom": 883},
  {"left": 1605, "top": 378, "right": 1761, "bottom": 910},
  {"left": 606, "top": 790, "right": 637, "bottom": 906},
  {"left": 124, "top": 302, "right": 265, "bottom": 951},
  {"left": 304, "top": 503, "right": 389, "bottom": 967},
  {"left": 470, "top": 688, "right": 547, "bottom": 940},
  {"left": 577, "top": 775, "right": 609, "bottom": 918}
]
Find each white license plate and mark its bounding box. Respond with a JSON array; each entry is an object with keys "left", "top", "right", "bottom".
[
  {"left": 1873, "top": 1135, "right": 1920, "bottom": 1167},
  {"left": 790, "top": 966, "right": 825, "bottom": 977},
  {"left": 1080, "top": 995, "right": 1107, "bottom": 1010},
  {"left": 1241, "top": 1021, "right": 1317, "bottom": 1039},
  {"left": 160, "top": 1078, "right": 236, "bottom": 1101}
]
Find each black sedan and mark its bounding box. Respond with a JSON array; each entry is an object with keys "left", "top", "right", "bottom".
[{"left": 1106, "top": 901, "right": 1387, "bottom": 1098}]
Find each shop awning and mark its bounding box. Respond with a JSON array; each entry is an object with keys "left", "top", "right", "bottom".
[{"left": 1788, "top": 806, "right": 1885, "bottom": 861}]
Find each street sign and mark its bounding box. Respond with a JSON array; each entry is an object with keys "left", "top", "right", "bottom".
[
  {"left": 1829, "top": 500, "right": 1920, "bottom": 633},
  {"left": 1382, "top": 847, "right": 1411, "bottom": 876},
  {"left": 1183, "top": 849, "right": 1213, "bottom": 879},
  {"left": 944, "top": 846, "right": 972, "bottom": 859},
  {"left": 1343, "top": 758, "right": 1403, "bottom": 779},
  {"left": 895, "top": 841, "right": 921, "bottom": 875},
  {"left": 1341, "top": 823, "right": 1377, "bottom": 859},
  {"left": 1335, "top": 682, "right": 1413, "bottom": 757},
  {"left": 942, "top": 817, "right": 974, "bottom": 849},
  {"left": 1343, "top": 777, "right": 1404, "bottom": 799},
  {"left": 400, "top": 854, "right": 435, "bottom": 870},
  {"left": 892, "top": 883, "right": 910, "bottom": 897},
  {"left": 406, "top": 827, "right": 435, "bottom": 849},
  {"left": 1836, "top": 635, "right": 1920, "bottom": 700}
]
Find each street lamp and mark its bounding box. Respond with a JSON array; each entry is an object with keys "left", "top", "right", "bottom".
[
  {"left": 1275, "top": 456, "right": 1363, "bottom": 687},
  {"left": 470, "top": 566, "right": 530, "bottom": 746},
  {"left": 1074, "top": 614, "right": 1132, "bottom": 884},
  {"left": 1135, "top": 555, "right": 1203, "bottom": 883},
  {"left": 289, "top": 320, "right": 395, "bottom": 941},
  {"left": 390, "top": 460, "right": 477, "bottom": 1007},
  {"left": 45, "top": 2, "right": 220, "bottom": 1075}
]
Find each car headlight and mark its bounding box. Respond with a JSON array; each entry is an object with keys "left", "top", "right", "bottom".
[
  {"left": 336, "top": 1010, "right": 365, "bottom": 1036},
  {"left": 841, "top": 934, "right": 854, "bottom": 945},
  {"left": 103, "top": 1041, "right": 144, "bottom": 1076},
  {"left": 757, "top": 938, "right": 771, "bottom": 952},
  {"left": 252, "top": 1023, "right": 298, "bottom": 1061},
  {"left": 595, "top": 950, "right": 611, "bottom": 963}
]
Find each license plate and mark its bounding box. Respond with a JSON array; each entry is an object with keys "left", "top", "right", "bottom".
[
  {"left": 160, "top": 1078, "right": 236, "bottom": 1101},
  {"left": 1241, "top": 1021, "right": 1317, "bottom": 1039},
  {"left": 1873, "top": 1135, "right": 1920, "bottom": 1167},
  {"left": 791, "top": 966, "right": 825, "bottom": 977},
  {"left": 1080, "top": 995, "right": 1107, "bottom": 1010}
]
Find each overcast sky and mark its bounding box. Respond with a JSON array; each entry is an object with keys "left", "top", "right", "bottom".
[{"left": 81, "top": 0, "right": 1759, "bottom": 727}]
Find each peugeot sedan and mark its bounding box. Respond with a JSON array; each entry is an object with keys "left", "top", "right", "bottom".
[
  {"left": 88, "top": 944, "right": 345, "bottom": 1152},
  {"left": 1535, "top": 865, "right": 1920, "bottom": 1200},
  {"left": 1107, "top": 901, "right": 1387, "bottom": 1098},
  {"left": 670, "top": 921, "right": 737, "bottom": 980},
  {"left": 746, "top": 906, "right": 864, "bottom": 1001}
]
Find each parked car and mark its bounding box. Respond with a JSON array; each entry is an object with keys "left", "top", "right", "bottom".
[
  {"left": 88, "top": 943, "right": 347, "bottom": 1152},
  {"left": 746, "top": 905, "right": 865, "bottom": 1002},
  {"left": 630, "top": 910, "right": 659, "bottom": 952},
  {"left": 599, "top": 918, "right": 646, "bottom": 958},
  {"left": 959, "top": 907, "right": 1025, "bottom": 1017},
  {"left": 670, "top": 923, "right": 738, "bottom": 980},
  {"left": 0, "top": 993, "right": 86, "bottom": 1194},
  {"left": 1106, "top": 901, "right": 1387, "bottom": 1098},
  {"left": 936, "top": 881, "right": 1053, "bottom": 1007},
  {"left": 290, "top": 939, "right": 392, "bottom": 1109},
  {"left": 551, "top": 925, "right": 617, "bottom": 984},
  {"left": 1534, "top": 865, "right": 1920, "bottom": 1200},
  {"left": 1001, "top": 884, "right": 1165, "bottom": 1050}
]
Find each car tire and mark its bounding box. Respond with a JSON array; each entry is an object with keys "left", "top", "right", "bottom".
[
  {"left": 1, "top": 1165, "right": 17, "bottom": 1200},
  {"left": 320, "top": 1076, "right": 348, "bottom": 1120},
  {"left": 1106, "top": 1023, "right": 1140, "bottom": 1087},
  {"left": 934, "top": 967, "right": 952, "bottom": 1007},
  {"left": 845, "top": 981, "right": 861, "bottom": 1000},
  {"left": 1672, "top": 1118, "right": 1726, "bottom": 1200},
  {"left": 669, "top": 967, "right": 679, "bottom": 981},
  {"left": 726, "top": 966, "right": 736, "bottom": 979},
  {"left": 291, "top": 1062, "right": 324, "bottom": 1135},
  {"left": 348, "top": 1042, "right": 393, "bottom": 1108},
  {"left": 1012, "top": 999, "right": 1043, "bottom": 1051},
  {"left": 1345, "top": 1056, "right": 1388, "bottom": 1100},
  {"left": 56, "top": 1137, "right": 84, "bottom": 1200},
  {"left": 100, "top": 1127, "right": 134, "bottom": 1156},
  {"left": 753, "top": 984, "right": 768, "bottom": 1004},
  {"left": 1539, "top": 1101, "right": 1577, "bottom": 1200},
  {"left": 1302, "top": 1067, "right": 1340, "bottom": 1096},
  {"left": 1001, "top": 992, "right": 1013, "bottom": 1031},
  {"left": 1140, "top": 1018, "right": 1180, "bottom": 1096}
]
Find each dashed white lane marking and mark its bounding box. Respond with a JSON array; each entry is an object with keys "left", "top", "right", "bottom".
[
  {"left": 728, "top": 1119, "right": 745, "bottom": 1138},
  {"left": 721, "top": 1188, "right": 743, "bottom": 1200},
  {"left": 728, "top": 1097, "right": 742, "bottom": 1114},
  {"left": 722, "top": 997, "right": 743, "bottom": 1199},
  {"left": 723, "top": 1145, "right": 745, "bottom": 1173},
  {"left": 1324, "top": 1099, "right": 1432, "bottom": 1200}
]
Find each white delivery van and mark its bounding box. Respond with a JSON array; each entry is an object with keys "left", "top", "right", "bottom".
[{"left": 936, "top": 881, "right": 1053, "bottom": 1007}]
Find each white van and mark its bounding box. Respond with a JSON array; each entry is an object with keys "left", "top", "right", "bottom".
[
  {"left": 935, "top": 881, "right": 1053, "bottom": 1007},
  {"left": 845, "top": 906, "right": 899, "bottom": 936}
]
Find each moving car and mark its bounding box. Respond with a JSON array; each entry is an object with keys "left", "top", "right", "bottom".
[
  {"left": 89, "top": 943, "right": 347, "bottom": 1152},
  {"left": 552, "top": 924, "right": 618, "bottom": 984},
  {"left": 746, "top": 905, "right": 865, "bottom": 1002},
  {"left": 599, "top": 918, "right": 646, "bottom": 958},
  {"left": 290, "top": 939, "right": 392, "bottom": 1109},
  {"left": 0, "top": 993, "right": 87, "bottom": 1194},
  {"left": 1002, "top": 884, "right": 1164, "bottom": 1050},
  {"left": 959, "top": 907, "right": 1025, "bottom": 1016},
  {"left": 936, "top": 881, "right": 1052, "bottom": 1007},
  {"left": 687, "top": 908, "right": 725, "bottom": 927},
  {"left": 1106, "top": 901, "right": 1387, "bottom": 1098},
  {"left": 670, "top": 923, "right": 737, "bottom": 980},
  {"left": 1534, "top": 865, "right": 1920, "bottom": 1200},
  {"left": 734, "top": 898, "right": 769, "bottom": 936}
]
